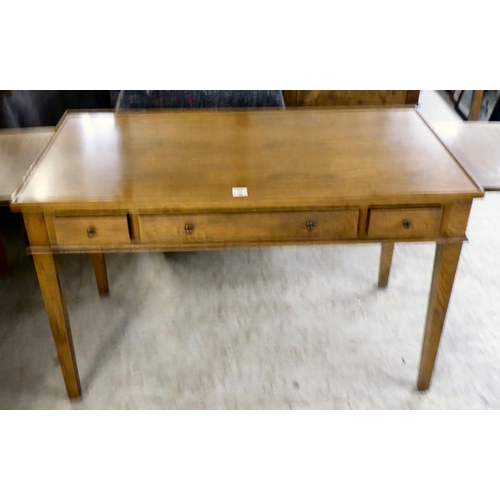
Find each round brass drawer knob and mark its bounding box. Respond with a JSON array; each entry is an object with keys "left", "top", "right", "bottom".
[
  {"left": 87, "top": 226, "right": 97, "bottom": 238},
  {"left": 306, "top": 221, "right": 315, "bottom": 231},
  {"left": 185, "top": 223, "right": 194, "bottom": 234},
  {"left": 402, "top": 219, "right": 411, "bottom": 229}
]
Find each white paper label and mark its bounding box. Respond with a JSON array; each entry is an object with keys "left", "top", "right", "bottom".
[{"left": 232, "top": 187, "right": 248, "bottom": 197}]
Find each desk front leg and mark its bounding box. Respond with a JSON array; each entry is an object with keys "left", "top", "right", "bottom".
[
  {"left": 417, "top": 242, "right": 462, "bottom": 391},
  {"left": 33, "top": 253, "right": 82, "bottom": 399}
]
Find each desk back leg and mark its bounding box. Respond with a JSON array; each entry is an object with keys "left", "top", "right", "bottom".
[
  {"left": 33, "top": 254, "right": 82, "bottom": 399},
  {"left": 417, "top": 242, "right": 462, "bottom": 391},
  {"left": 378, "top": 243, "right": 394, "bottom": 288},
  {"left": 91, "top": 253, "right": 109, "bottom": 296}
]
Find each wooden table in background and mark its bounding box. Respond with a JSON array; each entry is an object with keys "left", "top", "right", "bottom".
[
  {"left": 10, "top": 109, "right": 483, "bottom": 399},
  {"left": 283, "top": 90, "right": 420, "bottom": 107},
  {"left": 432, "top": 121, "right": 500, "bottom": 191},
  {"left": 0, "top": 127, "right": 54, "bottom": 272}
]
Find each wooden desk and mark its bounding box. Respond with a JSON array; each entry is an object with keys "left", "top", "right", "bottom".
[
  {"left": 0, "top": 128, "right": 54, "bottom": 272},
  {"left": 10, "top": 109, "right": 483, "bottom": 399},
  {"left": 432, "top": 121, "right": 500, "bottom": 191}
]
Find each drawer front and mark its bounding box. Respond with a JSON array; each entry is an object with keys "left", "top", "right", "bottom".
[
  {"left": 140, "top": 210, "right": 359, "bottom": 244},
  {"left": 53, "top": 216, "right": 130, "bottom": 245},
  {"left": 367, "top": 207, "right": 443, "bottom": 239}
]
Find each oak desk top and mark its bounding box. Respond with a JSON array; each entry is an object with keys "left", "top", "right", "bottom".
[
  {"left": 0, "top": 127, "right": 54, "bottom": 205},
  {"left": 432, "top": 121, "right": 500, "bottom": 191},
  {"left": 11, "top": 109, "right": 482, "bottom": 212}
]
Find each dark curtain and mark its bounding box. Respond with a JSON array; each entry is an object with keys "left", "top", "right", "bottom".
[{"left": 0, "top": 90, "right": 113, "bottom": 129}]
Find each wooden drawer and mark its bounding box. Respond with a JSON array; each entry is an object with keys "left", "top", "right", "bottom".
[
  {"left": 53, "top": 216, "right": 130, "bottom": 245},
  {"left": 367, "top": 207, "right": 442, "bottom": 239},
  {"left": 139, "top": 210, "right": 359, "bottom": 244}
]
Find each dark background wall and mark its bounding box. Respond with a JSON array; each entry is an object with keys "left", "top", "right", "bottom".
[{"left": 0, "top": 91, "right": 118, "bottom": 128}]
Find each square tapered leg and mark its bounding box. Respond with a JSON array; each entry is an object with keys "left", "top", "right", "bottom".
[
  {"left": 417, "top": 242, "right": 463, "bottom": 391},
  {"left": 33, "top": 253, "right": 81, "bottom": 399}
]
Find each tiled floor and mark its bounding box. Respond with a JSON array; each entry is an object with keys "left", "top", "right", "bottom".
[{"left": 3, "top": 92, "right": 498, "bottom": 410}]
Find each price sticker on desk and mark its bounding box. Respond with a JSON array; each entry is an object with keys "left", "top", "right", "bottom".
[{"left": 232, "top": 187, "right": 248, "bottom": 197}]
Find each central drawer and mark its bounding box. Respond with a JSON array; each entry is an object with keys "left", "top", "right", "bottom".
[{"left": 139, "top": 210, "right": 359, "bottom": 244}]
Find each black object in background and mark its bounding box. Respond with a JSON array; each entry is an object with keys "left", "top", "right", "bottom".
[{"left": 0, "top": 90, "right": 112, "bottom": 129}]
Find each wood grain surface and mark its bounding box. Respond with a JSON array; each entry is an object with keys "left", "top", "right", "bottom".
[{"left": 11, "top": 109, "right": 482, "bottom": 212}]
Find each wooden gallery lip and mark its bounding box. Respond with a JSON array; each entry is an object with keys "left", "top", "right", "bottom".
[{"left": 10, "top": 108, "right": 484, "bottom": 399}]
